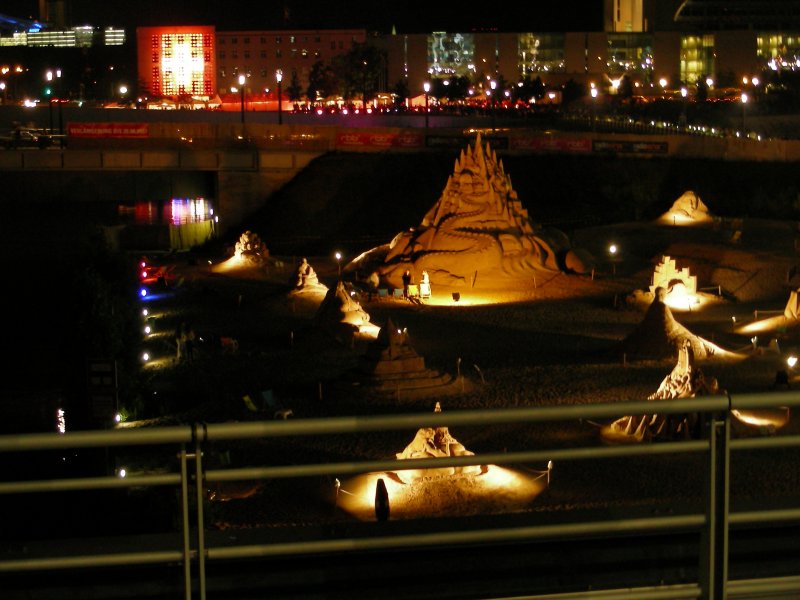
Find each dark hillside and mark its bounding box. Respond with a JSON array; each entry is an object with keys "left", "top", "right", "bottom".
[{"left": 240, "top": 151, "right": 800, "bottom": 257}]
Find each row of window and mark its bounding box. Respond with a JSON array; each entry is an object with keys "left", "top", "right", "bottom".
[
  {"left": 220, "top": 68, "right": 298, "bottom": 81},
  {"left": 218, "top": 36, "right": 351, "bottom": 49},
  {"left": 218, "top": 48, "right": 323, "bottom": 60}
]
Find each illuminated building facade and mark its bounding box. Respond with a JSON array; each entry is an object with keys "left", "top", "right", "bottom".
[
  {"left": 214, "top": 29, "right": 366, "bottom": 97},
  {"left": 136, "top": 26, "right": 216, "bottom": 99},
  {"left": 0, "top": 26, "right": 125, "bottom": 47}
]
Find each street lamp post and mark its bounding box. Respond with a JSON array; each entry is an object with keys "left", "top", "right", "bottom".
[
  {"left": 238, "top": 74, "right": 246, "bottom": 134},
  {"left": 741, "top": 92, "right": 748, "bottom": 134},
  {"left": 680, "top": 86, "right": 688, "bottom": 129},
  {"left": 423, "top": 81, "right": 430, "bottom": 131},
  {"left": 590, "top": 86, "right": 598, "bottom": 132},
  {"left": 335, "top": 252, "right": 342, "bottom": 279},
  {"left": 490, "top": 79, "right": 497, "bottom": 130},
  {"left": 45, "top": 69, "right": 59, "bottom": 134},
  {"left": 276, "top": 70, "right": 283, "bottom": 125}
]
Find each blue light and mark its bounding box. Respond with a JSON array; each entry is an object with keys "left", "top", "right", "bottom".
[{"left": 140, "top": 288, "right": 147, "bottom": 298}]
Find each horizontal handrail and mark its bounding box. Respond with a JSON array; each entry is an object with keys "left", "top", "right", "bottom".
[{"left": 0, "top": 391, "right": 799, "bottom": 599}]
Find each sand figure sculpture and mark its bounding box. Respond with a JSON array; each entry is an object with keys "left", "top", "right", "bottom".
[
  {"left": 622, "top": 287, "right": 733, "bottom": 360},
  {"left": 602, "top": 339, "right": 719, "bottom": 442},
  {"left": 360, "top": 133, "right": 594, "bottom": 289},
  {"left": 295, "top": 258, "right": 319, "bottom": 288},
  {"left": 233, "top": 230, "right": 269, "bottom": 264},
  {"left": 395, "top": 402, "right": 481, "bottom": 479},
  {"left": 315, "top": 280, "right": 371, "bottom": 342},
  {"left": 657, "top": 191, "right": 714, "bottom": 226},
  {"left": 355, "top": 318, "right": 458, "bottom": 398}
]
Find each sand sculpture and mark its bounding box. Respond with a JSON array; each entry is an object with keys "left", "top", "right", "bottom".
[
  {"left": 395, "top": 402, "right": 482, "bottom": 479},
  {"left": 289, "top": 257, "right": 328, "bottom": 295},
  {"left": 656, "top": 191, "right": 714, "bottom": 226},
  {"left": 622, "top": 287, "right": 734, "bottom": 360},
  {"left": 354, "top": 133, "right": 594, "bottom": 289},
  {"left": 650, "top": 255, "right": 697, "bottom": 297},
  {"left": 315, "top": 280, "right": 372, "bottom": 342},
  {"left": 733, "top": 288, "right": 800, "bottom": 336},
  {"left": 233, "top": 230, "right": 269, "bottom": 264},
  {"left": 355, "top": 318, "right": 459, "bottom": 398},
  {"left": 602, "top": 339, "right": 719, "bottom": 442}
]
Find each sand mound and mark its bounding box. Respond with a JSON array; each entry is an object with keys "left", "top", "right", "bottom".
[{"left": 622, "top": 287, "right": 739, "bottom": 360}]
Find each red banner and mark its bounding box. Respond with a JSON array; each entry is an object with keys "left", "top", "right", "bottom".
[
  {"left": 67, "top": 123, "right": 150, "bottom": 138},
  {"left": 509, "top": 137, "right": 592, "bottom": 153},
  {"left": 336, "top": 132, "right": 423, "bottom": 148}
]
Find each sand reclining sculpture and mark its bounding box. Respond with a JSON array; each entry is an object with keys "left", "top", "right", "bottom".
[
  {"left": 353, "top": 133, "right": 594, "bottom": 290},
  {"left": 394, "top": 402, "right": 483, "bottom": 481},
  {"left": 602, "top": 339, "right": 720, "bottom": 442}
]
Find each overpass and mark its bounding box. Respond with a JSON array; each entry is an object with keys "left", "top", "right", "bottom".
[{"left": 3, "top": 106, "right": 800, "bottom": 238}]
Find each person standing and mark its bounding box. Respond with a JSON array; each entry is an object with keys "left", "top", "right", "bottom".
[
  {"left": 402, "top": 270, "right": 411, "bottom": 299},
  {"left": 175, "top": 322, "right": 187, "bottom": 363},
  {"left": 185, "top": 324, "right": 196, "bottom": 361}
]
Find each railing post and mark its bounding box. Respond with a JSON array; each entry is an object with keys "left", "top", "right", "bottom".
[
  {"left": 194, "top": 427, "right": 208, "bottom": 600},
  {"left": 700, "top": 406, "right": 730, "bottom": 599},
  {"left": 179, "top": 447, "right": 192, "bottom": 600}
]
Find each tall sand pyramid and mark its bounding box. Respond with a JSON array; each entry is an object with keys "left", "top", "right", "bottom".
[{"left": 366, "top": 134, "right": 594, "bottom": 289}]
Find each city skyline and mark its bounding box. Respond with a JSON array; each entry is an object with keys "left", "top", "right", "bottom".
[{"left": 3, "top": 0, "right": 604, "bottom": 33}]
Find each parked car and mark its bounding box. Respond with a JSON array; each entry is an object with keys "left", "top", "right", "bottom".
[{"left": 0, "top": 128, "right": 65, "bottom": 149}]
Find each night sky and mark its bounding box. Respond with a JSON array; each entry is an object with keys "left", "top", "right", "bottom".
[{"left": 2, "top": 0, "right": 604, "bottom": 33}]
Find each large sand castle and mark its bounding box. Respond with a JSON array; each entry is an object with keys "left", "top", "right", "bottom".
[{"left": 353, "top": 134, "right": 594, "bottom": 289}]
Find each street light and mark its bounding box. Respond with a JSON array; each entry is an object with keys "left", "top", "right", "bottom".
[
  {"left": 590, "top": 86, "right": 598, "bottom": 131},
  {"left": 741, "top": 91, "right": 748, "bottom": 133},
  {"left": 335, "top": 251, "right": 342, "bottom": 278},
  {"left": 680, "top": 86, "right": 688, "bottom": 128},
  {"left": 490, "top": 79, "right": 497, "bottom": 130},
  {"left": 238, "top": 74, "right": 246, "bottom": 133},
  {"left": 45, "top": 69, "right": 61, "bottom": 134},
  {"left": 608, "top": 243, "right": 618, "bottom": 275},
  {"left": 423, "top": 81, "right": 430, "bottom": 131},
  {"left": 276, "top": 70, "right": 283, "bottom": 125}
]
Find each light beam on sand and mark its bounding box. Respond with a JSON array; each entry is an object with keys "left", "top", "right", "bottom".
[
  {"left": 735, "top": 315, "right": 790, "bottom": 335},
  {"left": 336, "top": 465, "right": 547, "bottom": 521},
  {"left": 419, "top": 290, "right": 526, "bottom": 307},
  {"left": 732, "top": 408, "right": 791, "bottom": 429},
  {"left": 662, "top": 287, "right": 710, "bottom": 311}
]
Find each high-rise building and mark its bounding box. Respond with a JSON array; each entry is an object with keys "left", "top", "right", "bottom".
[{"left": 136, "top": 26, "right": 216, "bottom": 99}]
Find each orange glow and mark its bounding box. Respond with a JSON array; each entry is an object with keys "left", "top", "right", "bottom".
[
  {"left": 337, "top": 465, "right": 548, "bottom": 521},
  {"left": 732, "top": 408, "right": 790, "bottom": 429}
]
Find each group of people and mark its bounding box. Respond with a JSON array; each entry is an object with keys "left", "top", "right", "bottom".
[
  {"left": 402, "top": 269, "right": 431, "bottom": 300},
  {"left": 175, "top": 322, "right": 196, "bottom": 362}
]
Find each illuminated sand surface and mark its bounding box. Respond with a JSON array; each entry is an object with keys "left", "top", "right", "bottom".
[{"left": 129, "top": 197, "right": 800, "bottom": 528}]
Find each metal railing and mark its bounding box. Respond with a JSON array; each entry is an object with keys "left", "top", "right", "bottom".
[{"left": 1, "top": 391, "right": 800, "bottom": 599}]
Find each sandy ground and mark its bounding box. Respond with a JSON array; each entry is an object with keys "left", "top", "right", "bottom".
[{"left": 127, "top": 216, "right": 800, "bottom": 529}]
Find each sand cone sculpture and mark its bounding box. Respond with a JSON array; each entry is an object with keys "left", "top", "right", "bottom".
[
  {"left": 369, "top": 133, "right": 594, "bottom": 289},
  {"left": 622, "top": 287, "right": 730, "bottom": 360}
]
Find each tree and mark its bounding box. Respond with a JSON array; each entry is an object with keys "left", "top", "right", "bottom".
[
  {"left": 617, "top": 74, "right": 634, "bottom": 101},
  {"left": 696, "top": 75, "right": 708, "bottom": 102},
  {"left": 332, "top": 42, "right": 387, "bottom": 107},
  {"left": 514, "top": 75, "right": 546, "bottom": 104},
  {"left": 392, "top": 78, "right": 410, "bottom": 108},
  {"left": 306, "top": 60, "right": 337, "bottom": 105},
  {"left": 287, "top": 71, "right": 303, "bottom": 103},
  {"left": 561, "top": 78, "right": 586, "bottom": 108}
]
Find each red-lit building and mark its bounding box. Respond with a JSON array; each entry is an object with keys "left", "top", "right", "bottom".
[{"left": 136, "top": 26, "right": 216, "bottom": 100}]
